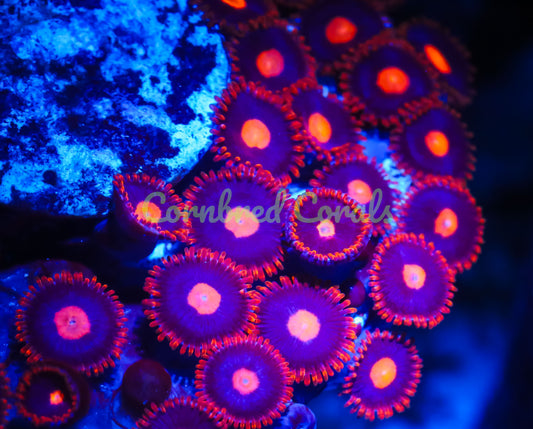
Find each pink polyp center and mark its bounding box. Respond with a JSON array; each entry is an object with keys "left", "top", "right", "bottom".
[
  {"left": 287, "top": 309, "right": 320, "bottom": 342},
  {"left": 187, "top": 283, "right": 221, "bottom": 315},
  {"left": 225, "top": 207, "right": 260, "bottom": 238},
  {"left": 347, "top": 179, "right": 373, "bottom": 205},
  {"left": 317, "top": 219, "right": 335, "bottom": 238},
  {"left": 434, "top": 207, "right": 458, "bottom": 238},
  {"left": 49, "top": 390, "right": 64, "bottom": 406},
  {"left": 232, "top": 368, "right": 260, "bottom": 395},
  {"left": 325, "top": 16, "right": 357, "bottom": 44},
  {"left": 256, "top": 49, "right": 285, "bottom": 78},
  {"left": 402, "top": 264, "right": 426, "bottom": 290},
  {"left": 370, "top": 357, "right": 397, "bottom": 389},
  {"left": 135, "top": 201, "right": 162, "bottom": 223},
  {"left": 54, "top": 305, "right": 91, "bottom": 340}
]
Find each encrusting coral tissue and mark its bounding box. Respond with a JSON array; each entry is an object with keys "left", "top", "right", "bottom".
[{"left": 0, "top": 0, "right": 485, "bottom": 428}]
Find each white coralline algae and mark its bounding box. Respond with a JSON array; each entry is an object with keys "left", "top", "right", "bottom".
[{"left": 0, "top": 0, "right": 229, "bottom": 216}]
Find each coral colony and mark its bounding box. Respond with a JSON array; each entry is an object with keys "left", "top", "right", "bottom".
[{"left": 0, "top": 0, "right": 485, "bottom": 428}]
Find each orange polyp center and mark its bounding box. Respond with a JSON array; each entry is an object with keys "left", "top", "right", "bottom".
[
  {"left": 370, "top": 357, "right": 397, "bottom": 389},
  {"left": 434, "top": 208, "right": 458, "bottom": 238},
  {"left": 241, "top": 119, "right": 271, "bottom": 149},
  {"left": 287, "top": 309, "right": 320, "bottom": 342},
  {"left": 347, "top": 179, "right": 373, "bottom": 205},
  {"left": 424, "top": 44, "right": 452, "bottom": 74},
  {"left": 256, "top": 49, "right": 285, "bottom": 78},
  {"left": 376, "top": 67, "right": 410, "bottom": 94},
  {"left": 49, "top": 390, "right": 64, "bottom": 406},
  {"left": 135, "top": 201, "right": 162, "bottom": 223},
  {"left": 317, "top": 219, "right": 336, "bottom": 238},
  {"left": 308, "top": 112, "right": 332, "bottom": 143},
  {"left": 187, "top": 283, "right": 221, "bottom": 315},
  {"left": 222, "top": 0, "right": 246, "bottom": 9},
  {"left": 225, "top": 207, "right": 260, "bottom": 238},
  {"left": 232, "top": 368, "right": 260, "bottom": 395},
  {"left": 402, "top": 264, "right": 426, "bottom": 290},
  {"left": 53, "top": 305, "right": 91, "bottom": 340},
  {"left": 425, "top": 130, "right": 449, "bottom": 157},
  {"left": 325, "top": 16, "right": 357, "bottom": 44}
]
